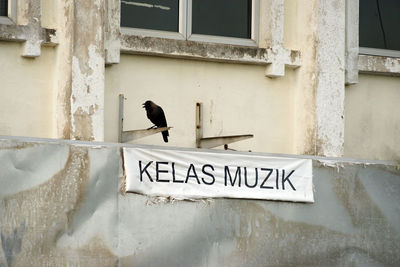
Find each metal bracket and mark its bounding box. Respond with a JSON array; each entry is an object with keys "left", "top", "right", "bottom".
[
  {"left": 118, "top": 94, "right": 172, "bottom": 143},
  {"left": 195, "top": 102, "right": 254, "bottom": 149}
]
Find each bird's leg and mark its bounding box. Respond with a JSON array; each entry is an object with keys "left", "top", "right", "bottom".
[{"left": 147, "top": 125, "right": 157, "bottom": 130}]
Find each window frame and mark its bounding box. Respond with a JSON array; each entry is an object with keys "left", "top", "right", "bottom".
[
  {"left": 121, "top": 0, "right": 187, "bottom": 40},
  {"left": 120, "top": 0, "right": 259, "bottom": 47},
  {"left": 345, "top": 0, "right": 400, "bottom": 84},
  {"left": 359, "top": 47, "right": 400, "bottom": 58},
  {"left": 0, "top": 0, "right": 16, "bottom": 25}
]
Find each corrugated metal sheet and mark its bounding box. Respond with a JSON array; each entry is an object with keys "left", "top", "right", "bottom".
[{"left": 0, "top": 136, "right": 399, "bottom": 266}]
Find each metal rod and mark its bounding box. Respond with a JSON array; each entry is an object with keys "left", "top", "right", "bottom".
[
  {"left": 196, "top": 102, "right": 203, "bottom": 148},
  {"left": 118, "top": 94, "right": 124, "bottom": 143}
]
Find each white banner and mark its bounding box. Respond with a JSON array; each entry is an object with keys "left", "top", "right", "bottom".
[{"left": 123, "top": 147, "right": 314, "bottom": 203}]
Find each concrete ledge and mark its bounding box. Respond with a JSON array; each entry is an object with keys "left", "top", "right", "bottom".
[
  {"left": 0, "top": 24, "right": 57, "bottom": 45},
  {"left": 121, "top": 34, "right": 301, "bottom": 67},
  {"left": 358, "top": 54, "right": 400, "bottom": 76}
]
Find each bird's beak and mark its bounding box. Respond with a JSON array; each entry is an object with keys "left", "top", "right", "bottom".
[{"left": 142, "top": 103, "right": 145, "bottom": 108}]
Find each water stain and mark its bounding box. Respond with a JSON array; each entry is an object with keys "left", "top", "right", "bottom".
[{"left": 0, "top": 146, "right": 117, "bottom": 266}]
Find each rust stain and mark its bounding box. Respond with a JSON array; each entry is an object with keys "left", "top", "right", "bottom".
[
  {"left": 0, "top": 142, "right": 36, "bottom": 150},
  {"left": 72, "top": 106, "right": 95, "bottom": 141},
  {"left": 59, "top": 62, "right": 72, "bottom": 140},
  {"left": 119, "top": 147, "right": 127, "bottom": 195}
]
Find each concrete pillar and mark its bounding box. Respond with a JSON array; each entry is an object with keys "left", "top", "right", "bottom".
[
  {"left": 292, "top": 0, "right": 346, "bottom": 157},
  {"left": 315, "top": 0, "right": 346, "bottom": 156},
  {"left": 345, "top": 0, "right": 359, "bottom": 85},
  {"left": 292, "top": 0, "right": 319, "bottom": 156},
  {"left": 54, "top": 0, "right": 105, "bottom": 141}
]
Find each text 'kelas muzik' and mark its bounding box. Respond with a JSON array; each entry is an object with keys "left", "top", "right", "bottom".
[{"left": 138, "top": 161, "right": 297, "bottom": 190}]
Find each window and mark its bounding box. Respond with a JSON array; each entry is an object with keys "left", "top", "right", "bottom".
[
  {"left": 359, "top": 0, "right": 400, "bottom": 57},
  {"left": 121, "top": 0, "right": 180, "bottom": 33},
  {"left": 121, "top": 0, "right": 259, "bottom": 46},
  {"left": 0, "top": 0, "right": 8, "bottom": 17},
  {"left": 0, "top": 0, "right": 16, "bottom": 25},
  {"left": 190, "top": 0, "right": 252, "bottom": 39}
]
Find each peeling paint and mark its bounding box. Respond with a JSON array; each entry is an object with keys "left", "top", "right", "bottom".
[
  {"left": 71, "top": 48, "right": 104, "bottom": 141},
  {"left": 69, "top": 0, "right": 105, "bottom": 142}
]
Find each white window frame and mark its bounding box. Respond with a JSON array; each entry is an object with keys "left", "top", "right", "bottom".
[
  {"left": 0, "top": 0, "right": 17, "bottom": 25},
  {"left": 121, "top": 0, "right": 259, "bottom": 47},
  {"left": 359, "top": 47, "right": 400, "bottom": 58}
]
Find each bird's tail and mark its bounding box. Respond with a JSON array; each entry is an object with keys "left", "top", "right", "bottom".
[{"left": 162, "top": 130, "right": 169, "bottom": 143}]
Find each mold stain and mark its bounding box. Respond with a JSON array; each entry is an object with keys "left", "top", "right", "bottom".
[{"left": 0, "top": 142, "right": 36, "bottom": 150}]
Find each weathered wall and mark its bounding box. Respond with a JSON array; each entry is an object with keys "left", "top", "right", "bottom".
[
  {"left": 105, "top": 54, "right": 296, "bottom": 153},
  {"left": 0, "top": 42, "right": 55, "bottom": 138},
  {"left": 0, "top": 0, "right": 399, "bottom": 161},
  {"left": 1, "top": 137, "right": 399, "bottom": 266},
  {"left": 345, "top": 74, "right": 400, "bottom": 161},
  {"left": 285, "top": 0, "right": 319, "bottom": 155}
]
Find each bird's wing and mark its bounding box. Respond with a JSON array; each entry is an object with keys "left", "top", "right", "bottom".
[{"left": 157, "top": 106, "right": 168, "bottom": 127}]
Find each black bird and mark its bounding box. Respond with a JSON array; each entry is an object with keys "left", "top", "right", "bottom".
[{"left": 142, "top": 100, "right": 169, "bottom": 142}]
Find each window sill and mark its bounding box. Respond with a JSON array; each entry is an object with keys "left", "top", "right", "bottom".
[
  {"left": 0, "top": 24, "right": 57, "bottom": 45},
  {"left": 121, "top": 34, "right": 301, "bottom": 67},
  {"left": 358, "top": 54, "right": 400, "bottom": 76},
  {"left": 0, "top": 16, "right": 14, "bottom": 25}
]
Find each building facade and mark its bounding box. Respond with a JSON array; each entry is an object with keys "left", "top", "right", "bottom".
[{"left": 0, "top": 0, "right": 399, "bottom": 160}]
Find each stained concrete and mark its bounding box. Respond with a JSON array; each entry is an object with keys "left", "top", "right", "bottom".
[{"left": 0, "top": 136, "right": 399, "bottom": 266}]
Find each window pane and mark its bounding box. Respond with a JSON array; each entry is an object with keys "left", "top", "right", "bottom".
[
  {"left": 0, "top": 0, "right": 7, "bottom": 17},
  {"left": 121, "top": 0, "right": 179, "bottom": 32},
  {"left": 359, "top": 0, "right": 400, "bottom": 51},
  {"left": 192, "top": 0, "right": 252, "bottom": 39}
]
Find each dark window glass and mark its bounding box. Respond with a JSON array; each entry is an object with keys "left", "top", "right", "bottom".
[
  {"left": 0, "top": 0, "right": 7, "bottom": 17},
  {"left": 359, "top": 0, "right": 400, "bottom": 50},
  {"left": 121, "top": 0, "right": 179, "bottom": 32},
  {"left": 192, "top": 0, "right": 252, "bottom": 39}
]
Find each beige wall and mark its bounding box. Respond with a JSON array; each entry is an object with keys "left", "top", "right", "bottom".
[
  {"left": 0, "top": 42, "right": 55, "bottom": 138},
  {"left": 0, "top": 0, "right": 399, "bottom": 161},
  {"left": 345, "top": 74, "right": 400, "bottom": 161},
  {"left": 105, "top": 55, "right": 295, "bottom": 153}
]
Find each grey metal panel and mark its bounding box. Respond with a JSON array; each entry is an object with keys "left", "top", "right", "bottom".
[{"left": 0, "top": 136, "right": 399, "bottom": 266}]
